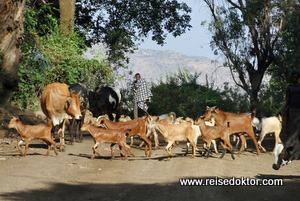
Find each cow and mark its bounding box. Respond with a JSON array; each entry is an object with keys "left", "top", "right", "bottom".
[
  {"left": 88, "top": 86, "right": 122, "bottom": 121},
  {"left": 41, "top": 82, "right": 82, "bottom": 151},
  {"left": 273, "top": 119, "right": 300, "bottom": 170},
  {"left": 69, "top": 83, "right": 89, "bottom": 143}
]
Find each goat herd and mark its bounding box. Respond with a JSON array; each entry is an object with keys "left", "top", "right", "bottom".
[{"left": 6, "top": 83, "right": 300, "bottom": 171}]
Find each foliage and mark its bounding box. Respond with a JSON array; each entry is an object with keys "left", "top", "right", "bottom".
[
  {"left": 269, "top": 2, "right": 300, "bottom": 80},
  {"left": 203, "top": 0, "right": 288, "bottom": 108},
  {"left": 258, "top": 2, "right": 300, "bottom": 117},
  {"left": 120, "top": 68, "right": 251, "bottom": 119},
  {"left": 74, "top": 0, "right": 192, "bottom": 66},
  {"left": 13, "top": 4, "right": 113, "bottom": 109}
]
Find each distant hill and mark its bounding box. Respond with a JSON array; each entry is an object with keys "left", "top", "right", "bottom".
[{"left": 123, "top": 49, "right": 234, "bottom": 88}]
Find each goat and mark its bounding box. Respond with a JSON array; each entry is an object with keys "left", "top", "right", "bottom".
[
  {"left": 96, "top": 116, "right": 152, "bottom": 157},
  {"left": 273, "top": 119, "right": 300, "bottom": 170},
  {"left": 119, "top": 115, "right": 132, "bottom": 122},
  {"left": 118, "top": 115, "right": 136, "bottom": 146},
  {"left": 7, "top": 116, "right": 58, "bottom": 157},
  {"left": 150, "top": 116, "right": 197, "bottom": 160},
  {"left": 183, "top": 118, "right": 219, "bottom": 155},
  {"left": 158, "top": 112, "right": 176, "bottom": 124},
  {"left": 195, "top": 117, "right": 235, "bottom": 160},
  {"left": 138, "top": 116, "right": 173, "bottom": 149},
  {"left": 252, "top": 115, "right": 282, "bottom": 153},
  {"left": 80, "top": 123, "right": 135, "bottom": 160},
  {"left": 203, "top": 106, "right": 260, "bottom": 155}
]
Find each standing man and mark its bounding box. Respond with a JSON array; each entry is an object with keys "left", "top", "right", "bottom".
[
  {"left": 133, "top": 73, "right": 152, "bottom": 119},
  {"left": 285, "top": 71, "right": 300, "bottom": 135}
]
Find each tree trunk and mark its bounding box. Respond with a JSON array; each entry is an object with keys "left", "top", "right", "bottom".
[
  {"left": 0, "top": 0, "right": 26, "bottom": 105},
  {"left": 59, "top": 0, "right": 75, "bottom": 35}
]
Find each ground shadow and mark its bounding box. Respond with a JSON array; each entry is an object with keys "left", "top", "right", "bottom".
[{"left": 0, "top": 176, "right": 299, "bottom": 201}]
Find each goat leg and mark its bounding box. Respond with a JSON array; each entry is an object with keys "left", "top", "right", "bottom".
[
  {"left": 24, "top": 139, "right": 30, "bottom": 157},
  {"left": 110, "top": 143, "right": 115, "bottom": 159},
  {"left": 45, "top": 141, "right": 51, "bottom": 156},
  {"left": 17, "top": 140, "right": 24, "bottom": 156},
  {"left": 130, "top": 136, "right": 134, "bottom": 146},
  {"left": 121, "top": 145, "right": 128, "bottom": 160},
  {"left": 188, "top": 140, "right": 196, "bottom": 158},
  {"left": 230, "top": 151, "right": 235, "bottom": 160},
  {"left": 124, "top": 144, "right": 135, "bottom": 157},
  {"left": 185, "top": 142, "right": 190, "bottom": 156},
  {"left": 165, "top": 141, "right": 174, "bottom": 159},
  {"left": 220, "top": 150, "right": 226, "bottom": 159},
  {"left": 237, "top": 135, "right": 246, "bottom": 155},
  {"left": 205, "top": 149, "right": 212, "bottom": 158},
  {"left": 139, "top": 129, "right": 151, "bottom": 148},
  {"left": 118, "top": 145, "right": 125, "bottom": 158},
  {"left": 141, "top": 136, "right": 152, "bottom": 157},
  {"left": 91, "top": 143, "right": 100, "bottom": 159}
]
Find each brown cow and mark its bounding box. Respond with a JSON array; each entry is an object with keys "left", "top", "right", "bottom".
[{"left": 41, "top": 83, "right": 82, "bottom": 151}]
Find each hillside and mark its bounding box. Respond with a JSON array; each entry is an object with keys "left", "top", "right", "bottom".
[{"left": 124, "top": 49, "right": 233, "bottom": 88}]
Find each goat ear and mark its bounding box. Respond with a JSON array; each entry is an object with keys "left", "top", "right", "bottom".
[
  {"left": 66, "top": 97, "right": 72, "bottom": 105},
  {"left": 12, "top": 116, "right": 19, "bottom": 120}
]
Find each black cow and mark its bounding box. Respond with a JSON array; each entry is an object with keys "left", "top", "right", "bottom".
[
  {"left": 88, "top": 86, "right": 122, "bottom": 121},
  {"left": 69, "top": 83, "right": 89, "bottom": 143},
  {"left": 273, "top": 119, "right": 300, "bottom": 170}
]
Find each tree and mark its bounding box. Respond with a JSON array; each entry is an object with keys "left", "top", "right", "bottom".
[
  {"left": 0, "top": 0, "right": 26, "bottom": 105},
  {"left": 0, "top": 0, "right": 192, "bottom": 106},
  {"left": 59, "top": 0, "right": 75, "bottom": 35},
  {"left": 75, "top": 0, "right": 192, "bottom": 66},
  {"left": 203, "top": 0, "right": 290, "bottom": 108}
]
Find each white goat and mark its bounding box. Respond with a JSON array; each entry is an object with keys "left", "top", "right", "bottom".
[{"left": 252, "top": 115, "right": 282, "bottom": 152}]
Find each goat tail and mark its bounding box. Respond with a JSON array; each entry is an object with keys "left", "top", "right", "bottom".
[{"left": 278, "top": 115, "right": 282, "bottom": 123}]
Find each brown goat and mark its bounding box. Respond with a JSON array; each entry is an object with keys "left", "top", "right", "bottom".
[
  {"left": 195, "top": 117, "right": 235, "bottom": 160},
  {"left": 96, "top": 116, "right": 152, "bottom": 157},
  {"left": 203, "top": 106, "right": 260, "bottom": 155},
  {"left": 81, "top": 123, "right": 135, "bottom": 160},
  {"left": 7, "top": 116, "right": 58, "bottom": 157},
  {"left": 150, "top": 117, "right": 197, "bottom": 160}
]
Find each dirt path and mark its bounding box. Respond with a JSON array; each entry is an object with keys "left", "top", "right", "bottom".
[{"left": 0, "top": 133, "right": 300, "bottom": 201}]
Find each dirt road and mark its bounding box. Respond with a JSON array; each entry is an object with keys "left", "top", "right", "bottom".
[{"left": 0, "top": 133, "right": 300, "bottom": 201}]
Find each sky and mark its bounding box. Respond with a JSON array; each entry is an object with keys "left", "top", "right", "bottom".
[{"left": 138, "top": 0, "right": 216, "bottom": 60}]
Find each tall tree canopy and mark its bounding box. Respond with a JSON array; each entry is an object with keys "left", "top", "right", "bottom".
[
  {"left": 0, "top": 0, "right": 192, "bottom": 105},
  {"left": 203, "top": 0, "right": 296, "bottom": 108},
  {"left": 75, "top": 0, "right": 192, "bottom": 66}
]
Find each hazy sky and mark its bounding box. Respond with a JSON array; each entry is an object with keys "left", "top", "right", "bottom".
[{"left": 139, "top": 0, "right": 216, "bottom": 59}]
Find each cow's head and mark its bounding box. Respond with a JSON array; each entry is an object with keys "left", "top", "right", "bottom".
[{"left": 66, "top": 94, "right": 82, "bottom": 120}]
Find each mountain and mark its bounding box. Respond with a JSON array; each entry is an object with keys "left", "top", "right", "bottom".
[{"left": 124, "top": 49, "right": 233, "bottom": 88}]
